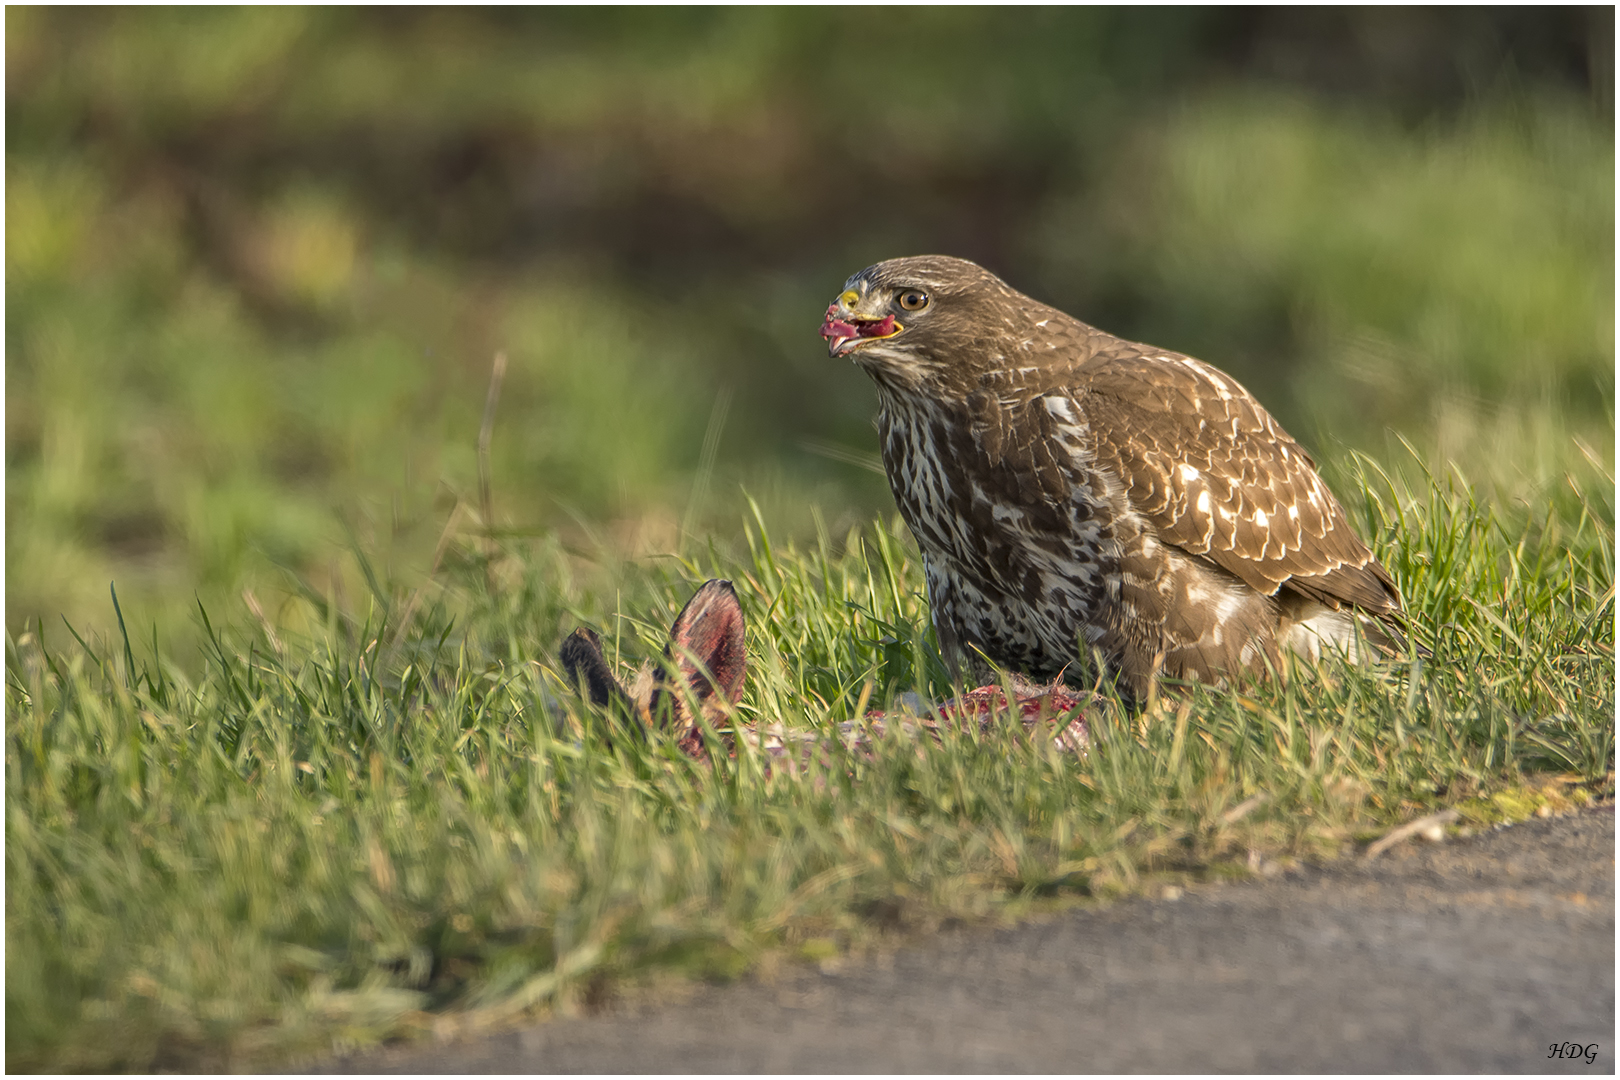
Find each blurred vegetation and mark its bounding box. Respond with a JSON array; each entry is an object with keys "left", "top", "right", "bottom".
[{"left": 6, "top": 7, "right": 1614, "bottom": 656}]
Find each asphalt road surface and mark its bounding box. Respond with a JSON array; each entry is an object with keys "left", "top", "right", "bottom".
[{"left": 323, "top": 806, "right": 1614, "bottom": 1073}]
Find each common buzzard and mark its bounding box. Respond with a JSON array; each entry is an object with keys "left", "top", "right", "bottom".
[{"left": 820, "top": 255, "right": 1405, "bottom": 702}]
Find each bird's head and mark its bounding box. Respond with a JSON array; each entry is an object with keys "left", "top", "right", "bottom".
[{"left": 820, "top": 255, "right": 1070, "bottom": 393}]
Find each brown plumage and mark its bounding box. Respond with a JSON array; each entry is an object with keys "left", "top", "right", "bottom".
[{"left": 820, "top": 255, "right": 1405, "bottom": 702}]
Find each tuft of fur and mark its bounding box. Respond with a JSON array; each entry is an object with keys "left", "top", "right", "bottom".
[{"left": 560, "top": 580, "right": 748, "bottom": 756}]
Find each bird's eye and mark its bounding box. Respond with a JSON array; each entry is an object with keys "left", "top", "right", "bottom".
[{"left": 898, "top": 289, "right": 930, "bottom": 311}]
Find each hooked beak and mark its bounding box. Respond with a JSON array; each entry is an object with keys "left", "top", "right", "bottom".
[{"left": 819, "top": 303, "right": 903, "bottom": 358}]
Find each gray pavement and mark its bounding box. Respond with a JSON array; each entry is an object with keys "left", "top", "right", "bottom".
[{"left": 321, "top": 805, "right": 1614, "bottom": 1073}]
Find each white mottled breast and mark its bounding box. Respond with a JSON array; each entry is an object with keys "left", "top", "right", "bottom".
[{"left": 876, "top": 386, "right": 1138, "bottom": 675}]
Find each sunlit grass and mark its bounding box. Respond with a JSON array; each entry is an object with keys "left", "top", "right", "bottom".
[{"left": 7, "top": 446, "right": 1611, "bottom": 1071}]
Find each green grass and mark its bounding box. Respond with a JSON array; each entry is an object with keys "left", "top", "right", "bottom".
[{"left": 6, "top": 448, "right": 1612, "bottom": 1072}]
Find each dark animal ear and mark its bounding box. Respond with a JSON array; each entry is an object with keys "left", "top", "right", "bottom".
[
  {"left": 657, "top": 579, "right": 747, "bottom": 708},
  {"left": 559, "top": 627, "right": 633, "bottom": 710}
]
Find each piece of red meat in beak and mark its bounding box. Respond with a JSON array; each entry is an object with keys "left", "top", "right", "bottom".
[{"left": 819, "top": 305, "right": 898, "bottom": 357}]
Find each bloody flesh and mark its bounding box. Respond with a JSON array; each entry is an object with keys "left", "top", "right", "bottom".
[{"left": 820, "top": 305, "right": 896, "bottom": 342}]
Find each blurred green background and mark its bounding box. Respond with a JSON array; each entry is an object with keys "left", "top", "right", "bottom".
[{"left": 7, "top": 7, "right": 1614, "bottom": 656}]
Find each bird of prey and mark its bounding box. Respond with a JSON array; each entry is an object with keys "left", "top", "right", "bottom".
[{"left": 819, "top": 255, "right": 1405, "bottom": 703}]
